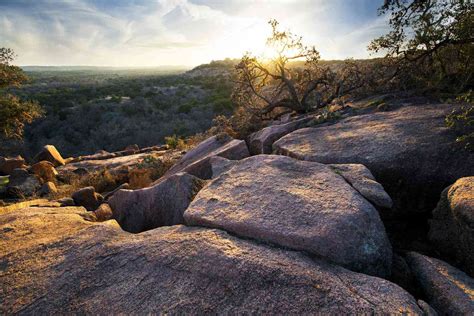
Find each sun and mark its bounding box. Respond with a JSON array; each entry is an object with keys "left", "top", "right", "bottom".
[{"left": 211, "top": 20, "right": 275, "bottom": 60}]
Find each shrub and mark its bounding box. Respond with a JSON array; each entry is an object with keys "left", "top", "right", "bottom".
[
  {"left": 164, "top": 134, "right": 186, "bottom": 149},
  {"left": 445, "top": 90, "right": 474, "bottom": 149}
]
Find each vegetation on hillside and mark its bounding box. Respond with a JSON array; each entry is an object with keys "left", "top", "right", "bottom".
[{"left": 0, "top": 48, "right": 43, "bottom": 141}]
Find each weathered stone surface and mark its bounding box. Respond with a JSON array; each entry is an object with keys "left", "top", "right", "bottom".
[
  {"left": 185, "top": 155, "right": 392, "bottom": 277},
  {"left": 38, "top": 181, "right": 57, "bottom": 196},
  {"left": 163, "top": 135, "right": 249, "bottom": 180},
  {"left": 417, "top": 300, "right": 438, "bottom": 316},
  {"left": 248, "top": 116, "right": 312, "bottom": 155},
  {"left": 57, "top": 197, "right": 75, "bottom": 207},
  {"left": 29, "top": 161, "right": 58, "bottom": 183},
  {"left": 109, "top": 172, "right": 205, "bottom": 233},
  {"left": 0, "top": 199, "right": 58, "bottom": 215},
  {"left": 60, "top": 151, "right": 165, "bottom": 174},
  {"left": 93, "top": 203, "right": 114, "bottom": 221},
  {"left": 0, "top": 156, "right": 27, "bottom": 175},
  {"left": 6, "top": 168, "right": 41, "bottom": 197},
  {"left": 33, "top": 145, "right": 65, "bottom": 167},
  {"left": 124, "top": 144, "right": 139, "bottom": 153},
  {"left": 274, "top": 104, "right": 474, "bottom": 215},
  {"left": 330, "top": 164, "right": 393, "bottom": 209},
  {"left": 0, "top": 207, "right": 422, "bottom": 314},
  {"left": 429, "top": 176, "right": 474, "bottom": 276},
  {"left": 72, "top": 186, "right": 103, "bottom": 211},
  {"left": 406, "top": 252, "right": 474, "bottom": 315},
  {"left": 209, "top": 156, "right": 237, "bottom": 178},
  {"left": 102, "top": 183, "right": 130, "bottom": 201}
]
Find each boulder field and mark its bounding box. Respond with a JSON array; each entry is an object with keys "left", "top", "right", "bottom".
[{"left": 1, "top": 101, "right": 473, "bottom": 314}]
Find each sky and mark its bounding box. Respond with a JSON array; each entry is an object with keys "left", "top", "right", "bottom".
[{"left": 0, "top": 0, "right": 388, "bottom": 67}]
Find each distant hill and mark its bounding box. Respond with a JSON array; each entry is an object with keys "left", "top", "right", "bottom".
[{"left": 21, "top": 65, "right": 190, "bottom": 75}]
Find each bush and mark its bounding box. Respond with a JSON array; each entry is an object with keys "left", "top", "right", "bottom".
[
  {"left": 164, "top": 134, "right": 186, "bottom": 149},
  {"left": 445, "top": 90, "right": 474, "bottom": 150}
]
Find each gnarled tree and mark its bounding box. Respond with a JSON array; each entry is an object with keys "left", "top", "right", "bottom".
[{"left": 232, "top": 20, "right": 368, "bottom": 121}]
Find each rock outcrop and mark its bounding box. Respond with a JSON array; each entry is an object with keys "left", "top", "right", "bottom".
[
  {"left": 33, "top": 145, "right": 66, "bottom": 167},
  {"left": 274, "top": 104, "right": 474, "bottom": 216},
  {"left": 72, "top": 186, "right": 103, "bottom": 211},
  {"left": 185, "top": 155, "right": 392, "bottom": 277},
  {"left": 163, "top": 134, "right": 249, "bottom": 180},
  {"left": 406, "top": 252, "right": 474, "bottom": 315},
  {"left": 29, "top": 161, "right": 58, "bottom": 183},
  {"left": 109, "top": 172, "right": 205, "bottom": 233},
  {"left": 59, "top": 151, "right": 166, "bottom": 174},
  {"left": 209, "top": 156, "right": 237, "bottom": 178},
  {"left": 248, "top": 116, "right": 312, "bottom": 155},
  {"left": 38, "top": 181, "right": 57, "bottom": 196},
  {"left": 329, "top": 164, "right": 393, "bottom": 209},
  {"left": 0, "top": 156, "right": 27, "bottom": 175},
  {"left": 6, "top": 168, "right": 41, "bottom": 197},
  {"left": 0, "top": 206, "right": 422, "bottom": 314},
  {"left": 93, "top": 203, "right": 114, "bottom": 221},
  {"left": 429, "top": 176, "right": 474, "bottom": 276}
]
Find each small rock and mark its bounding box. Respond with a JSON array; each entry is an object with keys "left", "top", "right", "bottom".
[
  {"left": 406, "top": 252, "right": 474, "bottom": 315},
  {"left": 124, "top": 144, "right": 139, "bottom": 153},
  {"left": 38, "top": 182, "right": 57, "bottom": 197},
  {"left": 0, "top": 156, "right": 27, "bottom": 175},
  {"left": 57, "top": 197, "right": 75, "bottom": 207},
  {"left": 72, "top": 186, "right": 103, "bottom": 211},
  {"left": 93, "top": 203, "right": 113, "bottom": 221},
  {"left": 33, "top": 145, "right": 65, "bottom": 167},
  {"left": 29, "top": 161, "right": 58, "bottom": 184},
  {"left": 7, "top": 168, "right": 41, "bottom": 197}
]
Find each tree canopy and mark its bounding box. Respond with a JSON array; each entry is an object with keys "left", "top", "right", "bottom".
[
  {"left": 233, "top": 21, "right": 372, "bottom": 119},
  {"left": 369, "top": 0, "right": 473, "bottom": 91},
  {"left": 0, "top": 48, "right": 43, "bottom": 140}
]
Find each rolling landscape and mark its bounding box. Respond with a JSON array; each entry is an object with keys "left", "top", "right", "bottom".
[{"left": 1, "top": 0, "right": 473, "bottom": 314}]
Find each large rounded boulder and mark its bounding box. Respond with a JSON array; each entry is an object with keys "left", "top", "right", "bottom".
[
  {"left": 274, "top": 104, "right": 474, "bottom": 216},
  {"left": 429, "top": 176, "right": 474, "bottom": 276},
  {"left": 185, "top": 155, "right": 392, "bottom": 277}
]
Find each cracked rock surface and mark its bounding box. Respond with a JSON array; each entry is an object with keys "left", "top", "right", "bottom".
[
  {"left": 0, "top": 206, "right": 421, "bottom": 314},
  {"left": 185, "top": 155, "right": 392, "bottom": 277}
]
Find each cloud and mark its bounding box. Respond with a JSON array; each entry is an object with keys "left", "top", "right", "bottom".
[{"left": 0, "top": 0, "right": 387, "bottom": 66}]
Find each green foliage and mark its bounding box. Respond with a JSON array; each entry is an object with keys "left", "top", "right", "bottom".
[
  {"left": 0, "top": 175, "right": 9, "bottom": 188},
  {"left": 0, "top": 48, "right": 43, "bottom": 140},
  {"left": 369, "top": 0, "right": 473, "bottom": 92},
  {"left": 445, "top": 90, "right": 474, "bottom": 149},
  {"left": 0, "top": 94, "right": 43, "bottom": 140},
  {"left": 164, "top": 134, "right": 186, "bottom": 149}
]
